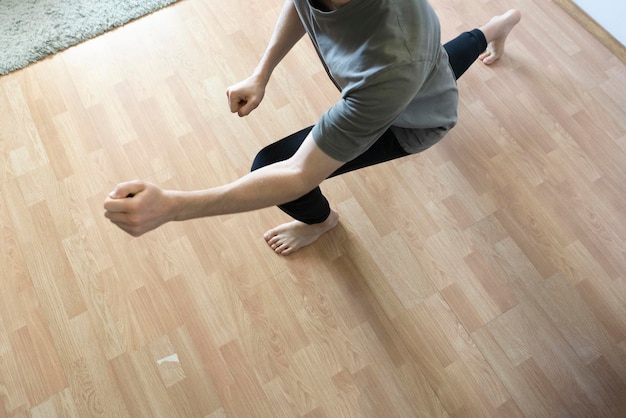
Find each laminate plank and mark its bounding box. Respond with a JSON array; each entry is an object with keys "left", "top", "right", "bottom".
[{"left": 0, "top": 0, "right": 624, "bottom": 416}]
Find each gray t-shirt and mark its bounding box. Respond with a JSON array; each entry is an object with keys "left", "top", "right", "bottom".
[{"left": 293, "top": 0, "right": 458, "bottom": 162}]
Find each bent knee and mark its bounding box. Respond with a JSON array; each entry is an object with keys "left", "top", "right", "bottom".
[
  {"left": 251, "top": 145, "right": 280, "bottom": 172},
  {"left": 251, "top": 141, "right": 296, "bottom": 172},
  {"left": 250, "top": 126, "right": 313, "bottom": 172}
]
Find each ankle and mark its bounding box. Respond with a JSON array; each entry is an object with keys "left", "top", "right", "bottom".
[{"left": 320, "top": 209, "right": 339, "bottom": 228}]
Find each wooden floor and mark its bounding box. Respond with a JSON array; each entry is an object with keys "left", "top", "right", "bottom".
[{"left": 1, "top": 0, "right": 624, "bottom": 416}]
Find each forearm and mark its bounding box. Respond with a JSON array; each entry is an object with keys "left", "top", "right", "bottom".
[
  {"left": 253, "top": 0, "right": 306, "bottom": 83},
  {"left": 167, "top": 161, "right": 312, "bottom": 222},
  {"left": 167, "top": 132, "right": 344, "bottom": 222}
]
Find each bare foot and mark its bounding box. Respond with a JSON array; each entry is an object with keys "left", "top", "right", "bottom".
[
  {"left": 263, "top": 210, "right": 339, "bottom": 256},
  {"left": 479, "top": 9, "right": 522, "bottom": 65}
]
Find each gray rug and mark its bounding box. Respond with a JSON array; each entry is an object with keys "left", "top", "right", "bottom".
[{"left": 0, "top": 0, "right": 180, "bottom": 75}]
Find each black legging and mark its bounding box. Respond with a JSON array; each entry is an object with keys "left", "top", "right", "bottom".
[{"left": 251, "top": 29, "right": 487, "bottom": 224}]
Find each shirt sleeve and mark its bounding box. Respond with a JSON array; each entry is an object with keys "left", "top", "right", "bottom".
[{"left": 311, "top": 61, "right": 430, "bottom": 162}]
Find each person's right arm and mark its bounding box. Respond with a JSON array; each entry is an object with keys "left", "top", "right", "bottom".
[
  {"left": 226, "top": 0, "right": 306, "bottom": 116},
  {"left": 103, "top": 131, "right": 344, "bottom": 237}
]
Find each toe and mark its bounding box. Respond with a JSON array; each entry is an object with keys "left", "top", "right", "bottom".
[
  {"left": 266, "top": 234, "right": 279, "bottom": 245},
  {"left": 483, "top": 55, "right": 496, "bottom": 65},
  {"left": 275, "top": 244, "right": 289, "bottom": 254}
]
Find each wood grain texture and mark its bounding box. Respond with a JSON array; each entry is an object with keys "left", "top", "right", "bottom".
[{"left": 0, "top": 0, "right": 624, "bottom": 416}]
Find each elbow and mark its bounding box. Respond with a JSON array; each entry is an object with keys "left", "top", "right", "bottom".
[
  {"left": 280, "top": 162, "right": 325, "bottom": 203},
  {"left": 288, "top": 169, "right": 322, "bottom": 201}
]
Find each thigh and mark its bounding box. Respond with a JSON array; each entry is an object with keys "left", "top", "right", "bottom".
[
  {"left": 329, "top": 128, "right": 409, "bottom": 178},
  {"left": 251, "top": 126, "right": 313, "bottom": 170},
  {"left": 252, "top": 126, "right": 408, "bottom": 178}
]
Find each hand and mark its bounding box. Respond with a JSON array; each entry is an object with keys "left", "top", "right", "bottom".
[
  {"left": 104, "top": 180, "right": 174, "bottom": 237},
  {"left": 226, "top": 74, "right": 267, "bottom": 117}
]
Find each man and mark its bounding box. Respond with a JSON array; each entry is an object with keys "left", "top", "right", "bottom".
[{"left": 104, "top": 0, "right": 521, "bottom": 255}]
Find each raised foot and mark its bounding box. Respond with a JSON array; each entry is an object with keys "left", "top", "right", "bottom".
[
  {"left": 479, "top": 9, "right": 522, "bottom": 65},
  {"left": 263, "top": 210, "right": 339, "bottom": 256}
]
